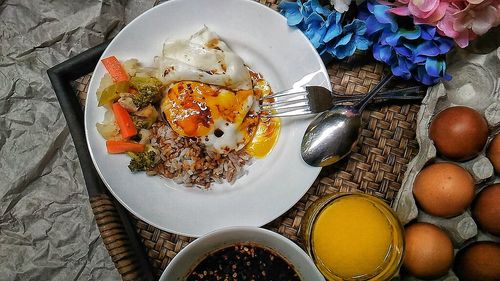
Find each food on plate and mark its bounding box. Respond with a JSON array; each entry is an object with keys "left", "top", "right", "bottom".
[
  {"left": 101, "top": 56, "right": 129, "bottom": 82},
  {"left": 106, "top": 140, "right": 145, "bottom": 154},
  {"left": 487, "top": 134, "right": 500, "bottom": 173},
  {"left": 403, "top": 222, "right": 453, "bottom": 279},
  {"left": 309, "top": 194, "right": 404, "bottom": 280},
  {"left": 186, "top": 243, "right": 301, "bottom": 281},
  {"left": 472, "top": 183, "right": 500, "bottom": 236},
  {"left": 161, "top": 81, "right": 255, "bottom": 152},
  {"left": 413, "top": 162, "right": 475, "bottom": 217},
  {"left": 95, "top": 27, "right": 280, "bottom": 188},
  {"left": 429, "top": 106, "right": 488, "bottom": 161},
  {"left": 156, "top": 27, "right": 252, "bottom": 91},
  {"left": 453, "top": 241, "right": 500, "bottom": 281}
]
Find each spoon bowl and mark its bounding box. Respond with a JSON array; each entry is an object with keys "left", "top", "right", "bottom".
[
  {"left": 301, "top": 106, "right": 362, "bottom": 166},
  {"left": 301, "top": 75, "right": 393, "bottom": 167}
]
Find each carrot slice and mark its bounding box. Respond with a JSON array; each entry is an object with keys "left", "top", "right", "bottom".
[
  {"left": 101, "top": 56, "right": 129, "bottom": 82},
  {"left": 112, "top": 102, "right": 137, "bottom": 138},
  {"left": 106, "top": 140, "right": 145, "bottom": 154}
]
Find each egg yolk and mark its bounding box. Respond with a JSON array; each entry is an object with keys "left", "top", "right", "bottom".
[
  {"left": 244, "top": 78, "right": 280, "bottom": 158},
  {"left": 245, "top": 117, "right": 280, "bottom": 158},
  {"left": 161, "top": 81, "right": 254, "bottom": 138}
]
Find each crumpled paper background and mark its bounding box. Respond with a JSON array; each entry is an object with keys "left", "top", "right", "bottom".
[{"left": 0, "top": 0, "right": 154, "bottom": 279}]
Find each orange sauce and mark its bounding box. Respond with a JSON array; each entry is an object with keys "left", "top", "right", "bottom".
[{"left": 304, "top": 194, "right": 404, "bottom": 280}]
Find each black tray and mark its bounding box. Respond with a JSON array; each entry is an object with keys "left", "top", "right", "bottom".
[{"left": 47, "top": 42, "right": 155, "bottom": 281}]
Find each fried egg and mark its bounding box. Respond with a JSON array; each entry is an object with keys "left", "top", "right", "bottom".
[
  {"left": 156, "top": 26, "right": 252, "bottom": 91},
  {"left": 161, "top": 81, "right": 258, "bottom": 153},
  {"left": 158, "top": 27, "right": 279, "bottom": 156}
]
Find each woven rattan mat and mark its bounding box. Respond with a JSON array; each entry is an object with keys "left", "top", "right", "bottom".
[{"left": 73, "top": 1, "right": 420, "bottom": 277}]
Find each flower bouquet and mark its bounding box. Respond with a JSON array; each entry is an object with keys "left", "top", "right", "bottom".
[{"left": 279, "top": 0, "right": 500, "bottom": 85}]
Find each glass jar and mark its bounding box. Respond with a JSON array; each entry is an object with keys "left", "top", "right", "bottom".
[{"left": 300, "top": 193, "right": 404, "bottom": 280}]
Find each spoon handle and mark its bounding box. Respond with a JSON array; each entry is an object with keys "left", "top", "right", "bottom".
[{"left": 354, "top": 74, "right": 394, "bottom": 112}]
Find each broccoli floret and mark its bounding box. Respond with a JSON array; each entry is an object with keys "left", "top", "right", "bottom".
[
  {"left": 132, "top": 116, "right": 147, "bottom": 129},
  {"left": 128, "top": 150, "right": 158, "bottom": 172},
  {"left": 129, "top": 77, "right": 162, "bottom": 108},
  {"left": 132, "top": 85, "right": 161, "bottom": 108}
]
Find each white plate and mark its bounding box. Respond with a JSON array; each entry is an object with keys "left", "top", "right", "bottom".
[{"left": 85, "top": 0, "right": 330, "bottom": 237}]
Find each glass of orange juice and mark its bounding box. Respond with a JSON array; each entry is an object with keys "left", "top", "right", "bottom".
[{"left": 300, "top": 193, "right": 404, "bottom": 280}]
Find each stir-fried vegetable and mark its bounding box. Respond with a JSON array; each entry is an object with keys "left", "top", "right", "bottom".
[
  {"left": 96, "top": 110, "right": 119, "bottom": 140},
  {"left": 132, "top": 105, "right": 158, "bottom": 129},
  {"left": 130, "top": 76, "right": 161, "bottom": 89},
  {"left": 98, "top": 81, "right": 129, "bottom": 106},
  {"left": 137, "top": 129, "right": 152, "bottom": 144},
  {"left": 130, "top": 77, "right": 162, "bottom": 108},
  {"left": 106, "top": 140, "right": 145, "bottom": 154},
  {"left": 98, "top": 57, "right": 164, "bottom": 167},
  {"left": 112, "top": 102, "right": 137, "bottom": 138},
  {"left": 128, "top": 146, "right": 158, "bottom": 172},
  {"left": 118, "top": 94, "right": 139, "bottom": 112},
  {"left": 96, "top": 122, "right": 119, "bottom": 140},
  {"left": 101, "top": 56, "right": 129, "bottom": 82},
  {"left": 123, "top": 59, "right": 139, "bottom": 76}
]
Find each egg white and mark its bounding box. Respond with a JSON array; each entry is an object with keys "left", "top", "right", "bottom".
[
  {"left": 201, "top": 94, "right": 255, "bottom": 153},
  {"left": 156, "top": 26, "right": 252, "bottom": 91}
]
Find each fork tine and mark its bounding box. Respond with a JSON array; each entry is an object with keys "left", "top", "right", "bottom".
[
  {"left": 260, "top": 107, "right": 313, "bottom": 118},
  {"left": 260, "top": 87, "right": 307, "bottom": 101},
  {"left": 261, "top": 95, "right": 308, "bottom": 107},
  {"left": 260, "top": 104, "right": 310, "bottom": 116},
  {"left": 261, "top": 100, "right": 310, "bottom": 112}
]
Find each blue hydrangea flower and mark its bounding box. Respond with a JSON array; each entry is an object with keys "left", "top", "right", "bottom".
[
  {"left": 357, "top": 0, "right": 453, "bottom": 85},
  {"left": 279, "top": 0, "right": 370, "bottom": 60},
  {"left": 326, "top": 19, "right": 371, "bottom": 59},
  {"left": 279, "top": 0, "right": 333, "bottom": 28}
]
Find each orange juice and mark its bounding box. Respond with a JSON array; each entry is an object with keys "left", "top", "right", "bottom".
[{"left": 301, "top": 193, "right": 404, "bottom": 280}]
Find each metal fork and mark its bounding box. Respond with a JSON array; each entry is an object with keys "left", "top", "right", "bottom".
[{"left": 259, "top": 86, "right": 425, "bottom": 118}]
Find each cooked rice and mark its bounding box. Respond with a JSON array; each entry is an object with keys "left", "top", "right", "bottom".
[{"left": 150, "top": 122, "right": 252, "bottom": 189}]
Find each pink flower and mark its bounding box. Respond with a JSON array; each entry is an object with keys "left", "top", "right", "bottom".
[
  {"left": 438, "top": 0, "right": 499, "bottom": 47},
  {"left": 410, "top": 0, "right": 449, "bottom": 22},
  {"left": 388, "top": 0, "right": 450, "bottom": 23},
  {"left": 386, "top": 0, "right": 500, "bottom": 48},
  {"left": 455, "top": 1, "right": 500, "bottom": 35},
  {"left": 436, "top": 3, "right": 475, "bottom": 47}
]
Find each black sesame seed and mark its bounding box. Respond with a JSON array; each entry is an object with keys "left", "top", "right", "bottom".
[{"left": 186, "top": 243, "right": 301, "bottom": 281}]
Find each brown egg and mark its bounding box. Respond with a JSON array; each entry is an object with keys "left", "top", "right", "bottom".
[
  {"left": 403, "top": 223, "right": 454, "bottom": 279},
  {"left": 429, "top": 106, "right": 488, "bottom": 161},
  {"left": 454, "top": 241, "right": 500, "bottom": 281},
  {"left": 472, "top": 184, "right": 500, "bottom": 236},
  {"left": 488, "top": 134, "right": 500, "bottom": 174},
  {"left": 413, "top": 163, "right": 475, "bottom": 217}
]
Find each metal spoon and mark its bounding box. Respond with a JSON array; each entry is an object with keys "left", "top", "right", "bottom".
[{"left": 301, "top": 75, "right": 393, "bottom": 167}]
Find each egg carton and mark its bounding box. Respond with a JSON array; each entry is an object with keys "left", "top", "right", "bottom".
[{"left": 392, "top": 46, "right": 500, "bottom": 281}]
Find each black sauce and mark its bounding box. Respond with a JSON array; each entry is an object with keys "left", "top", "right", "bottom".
[
  {"left": 214, "top": 129, "right": 224, "bottom": 137},
  {"left": 186, "top": 243, "right": 302, "bottom": 281}
]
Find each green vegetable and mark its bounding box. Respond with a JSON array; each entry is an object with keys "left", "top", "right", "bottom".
[
  {"left": 132, "top": 86, "right": 161, "bottom": 108},
  {"left": 130, "top": 77, "right": 162, "bottom": 108},
  {"left": 98, "top": 81, "right": 129, "bottom": 106},
  {"left": 132, "top": 105, "right": 158, "bottom": 129},
  {"left": 130, "top": 76, "right": 161, "bottom": 89},
  {"left": 128, "top": 146, "right": 158, "bottom": 172},
  {"left": 132, "top": 116, "right": 147, "bottom": 129}
]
